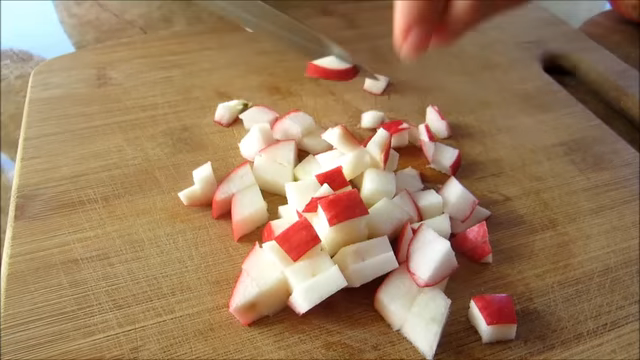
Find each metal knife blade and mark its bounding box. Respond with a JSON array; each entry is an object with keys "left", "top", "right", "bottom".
[{"left": 198, "top": 0, "right": 377, "bottom": 79}]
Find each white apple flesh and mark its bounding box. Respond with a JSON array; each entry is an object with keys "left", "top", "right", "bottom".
[
  {"left": 294, "top": 154, "right": 322, "bottom": 180},
  {"left": 231, "top": 184, "right": 269, "bottom": 241},
  {"left": 439, "top": 176, "right": 478, "bottom": 221},
  {"left": 214, "top": 99, "right": 250, "bottom": 127},
  {"left": 178, "top": 161, "right": 218, "bottom": 206},
  {"left": 363, "top": 74, "right": 390, "bottom": 95},
  {"left": 338, "top": 147, "right": 372, "bottom": 180},
  {"left": 468, "top": 294, "right": 517, "bottom": 343},
  {"left": 212, "top": 162, "right": 257, "bottom": 218},
  {"left": 400, "top": 288, "right": 451, "bottom": 360},
  {"left": 360, "top": 168, "right": 396, "bottom": 207},
  {"left": 407, "top": 226, "right": 458, "bottom": 287},
  {"left": 429, "top": 142, "right": 461, "bottom": 176},
  {"left": 321, "top": 125, "right": 362, "bottom": 154},
  {"left": 395, "top": 222, "right": 413, "bottom": 263},
  {"left": 298, "top": 130, "right": 332, "bottom": 154},
  {"left": 239, "top": 105, "right": 279, "bottom": 129},
  {"left": 287, "top": 263, "right": 348, "bottom": 314},
  {"left": 272, "top": 111, "right": 316, "bottom": 141},
  {"left": 395, "top": 167, "right": 423, "bottom": 194},
  {"left": 333, "top": 236, "right": 399, "bottom": 287},
  {"left": 285, "top": 178, "right": 322, "bottom": 211},
  {"left": 367, "top": 197, "right": 411, "bottom": 239},
  {"left": 252, "top": 154, "right": 293, "bottom": 196},
  {"left": 361, "top": 110, "right": 387, "bottom": 129},
  {"left": 412, "top": 189, "right": 444, "bottom": 221},
  {"left": 411, "top": 213, "right": 451, "bottom": 239},
  {"left": 425, "top": 105, "right": 452, "bottom": 139},
  {"left": 451, "top": 205, "right": 491, "bottom": 234},
  {"left": 384, "top": 149, "right": 399, "bottom": 172},
  {"left": 306, "top": 55, "right": 359, "bottom": 81},
  {"left": 374, "top": 265, "right": 420, "bottom": 331}
]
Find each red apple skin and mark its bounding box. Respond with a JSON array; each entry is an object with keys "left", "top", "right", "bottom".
[
  {"left": 451, "top": 221, "right": 491, "bottom": 263},
  {"left": 395, "top": 222, "right": 413, "bottom": 263},
  {"left": 317, "top": 189, "right": 369, "bottom": 226},
  {"left": 610, "top": 0, "right": 640, "bottom": 22},
  {"left": 449, "top": 151, "right": 461, "bottom": 176},
  {"left": 302, "top": 195, "right": 330, "bottom": 213},
  {"left": 472, "top": 294, "right": 517, "bottom": 325},
  {"left": 315, "top": 166, "right": 350, "bottom": 191},
  {"left": 406, "top": 190, "right": 423, "bottom": 221},
  {"left": 262, "top": 222, "right": 275, "bottom": 243},
  {"left": 380, "top": 120, "right": 409, "bottom": 134},
  {"left": 211, "top": 162, "right": 251, "bottom": 219},
  {"left": 274, "top": 216, "right": 321, "bottom": 261},
  {"left": 305, "top": 63, "right": 359, "bottom": 81}
]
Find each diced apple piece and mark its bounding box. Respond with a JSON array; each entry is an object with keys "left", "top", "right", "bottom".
[
  {"left": 284, "top": 249, "right": 335, "bottom": 288},
  {"left": 363, "top": 74, "right": 390, "bottom": 95},
  {"left": 361, "top": 110, "right": 387, "bottom": 129},
  {"left": 365, "top": 128, "right": 391, "bottom": 169},
  {"left": 374, "top": 265, "right": 420, "bottom": 331},
  {"left": 333, "top": 236, "right": 399, "bottom": 287},
  {"left": 239, "top": 105, "right": 279, "bottom": 129},
  {"left": 408, "top": 125, "right": 420, "bottom": 146},
  {"left": 315, "top": 149, "right": 344, "bottom": 171},
  {"left": 278, "top": 204, "right": 298, "bottom": 220},
  {"left": 258, "top": 140, "right": 297, "bottom": 168},
  {"left": 315, "top": 166, "right": 350, "bottom": 191},
  {"left": 315, "top": 189, "right": 369, "bottom": 256},
  {"left": 212, "top": 162, "right": 257, "bottom": 218},
  {"left": 338, "top": 147, "right": 372, "bottom": 180},
  {"left": 367, "top": 198, "right": 410, "bottom": 239},
  {"left": 262, "top": 241, "right": 323, "bottom": 270},
  {"left": 439, "top": 176, "right": 478, "bottom": 221},
  {"left": 231, "top": 184, "right": 268, "bottom": 241},
  {"left": 425, "top": 105, "right": 452, "bottom": 139},
  {"left": 412, "top": 189, "right": 443, "bottom": 221},
  {"left": 392, "top": 190, "right": 421, "bottom": 223},
  {"left": 301, "top": 184, "right": 335, "bottom": 213},
  {"left": 469, "top": 294, "right": 517, "bottom": 343},
  {"left": 451, "top": 206, "right": 491, "bottom": 234},
  {"left": 262, "top": 217, "right": 297, "bottom": 243},
  {"left": 272, "top": 111, "right": 316, "bottom": 141},
  {"left": 288, "top": 264, "right": 347, "bottom": 315},
  {"left": 360, "top": 168, "right": 396, "bottom": 207},
  {"left": 274, "top": 216, "right": 322, "bottom": 261},
  {"left": 400, "top": 288, "right": 451, "bottom": 359},
  {"left": 299, "top": 129, "right": 332, "bottom": 154},
  {"left": 418, "top": 123, "right": 436, "bottom": 142},
  {"left": 321, "top": 125, "right": 361, "bottom": 154},
  {"left": 407, "top": 226, "right": 458, "bottom": 287},
  {"left": 395, "top": 222, "right": 413, "bottom": 263},
  {"left": 178, "top": 185, "right": 208, "bottom": 207},
  {"left": 391, "top": 130, "right": 409, "bottom": 148},
  {"left": 451, "top": 221, "right": 492, "bottom": 263},
  {"left": 294, "top": 154, "right": 322, "bottom": 180},
  {"left": 253, "top": 154, "right": 293, "bottom": 196},
  {"left": 395, "top": 167, "right": 423, "bottom": 194},
  {"left": 429, "top": 142, "right": 461, "bottom": 176},
  {"left": 411, "top": 213, "right": 451, "bottom": 239},
  {"left": 385, "top": 149, "right": 399, "bottom": 172},
  {"left": 179, "top": 161, "right": 218, "bottom": 206},
  {"left": 418, "top": 124, "right": 436, "bottom": 162},
  {"left": 214, "top": 99, "right": 251, "bottom": 127},
  {"left": 306, "top": 55, "right": 359, "bottom": 81},
  {"left": 285, "top": 178, "right": 322, "bottom": 211}
]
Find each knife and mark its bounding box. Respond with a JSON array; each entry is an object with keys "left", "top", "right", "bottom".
[{"left": 197, "top": 0, "right": 378, "bottom": 79}]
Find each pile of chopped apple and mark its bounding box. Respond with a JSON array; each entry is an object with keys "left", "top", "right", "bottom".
[{"left": 178, "top": 100, "right": 517, "bottom": 359}]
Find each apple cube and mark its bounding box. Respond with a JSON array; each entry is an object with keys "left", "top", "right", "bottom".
[
  {"left": 395, "top": 167, "right": 423, "bottom": 194},
  {"left": 294, "top": 154, "right": 322, "bottom": 180},
  {"left": 338, "top": 147, "right": 372, "bottom": 180},
  {"left": 395, "top": 222, "right": 413, "bottom": 263},
  {"left": 360, "top": 168, "right": 396, "bottom": 207},
  {"left": 391, "top": 129, "right": 409, "bottom": 148},
  {"left": 365, "top": 128, "right": 391, "bottom": 169},
  {"left": 253, "top": 154, "right": 293, "bottom": 196},
  {"left": 400, "top": 288, "right": 451, "bottom": 359},
  {"left": 392, "top": 190, "right": 421, "bottom": 223},
  {"left": 231, "top": 184, "right": 269, "bottom": 241},
  {"left": 333, "top": 236, "right": 398, "bottom": 287},
  {"left": 468, "top": 294, "right": 517, "bottom": 343},
  {"left": 315, "top": 189, "right": 369, "bottom": 256},
  {"left": 262, "top": 217, "right": 297, "bottom": 243},
  {"left": 429, "top": 142, "right": 461, "bottom": 176},
  {"left": 451, "top": 221, "right": 492, "bottom": 263},
  {"left": 239, "top": 105, "right": 279, "bottom": 129},
  {"left": 315, "top": 149, "right": 345, "bottom": 172},
  {"left": 407, "top": 226, "right": 458, "bottom": 287},
  {"left": 439, "top": 176, "right": 478, "bottom": 221},
  {"left": 315, "top": 166, "right": 350, "bottom": 191},
  {"left": 363, "top": 74, "right": 390, "bottom": 95},
  {"left": 258, "top": 140, "right": 297, "bottom": 168},
  {"left": 272, "top": 110, "right": 316, "bottom": 141},
  {"left": 261, "top": 241, "right": 322, "bottom": 270},
  {"left": 412, "top": 189, "right": 443, "bottom": 220},
  {"left": 361, "top": 110, "right": 386, "bottom": 129},
  {"left": 451, "top": 206, "right": 491, "bottom": 234},
  {"left": 374, "top": 265, "right": 420, "bottom": 331},
  {"left": 214, "top": 99, "right": 250, "bottom": 127},
  {"left": 212, "top": 162, "right": 257, "bottom": 218},
  {"left": 321, "top": 125, "right": 361, "bottom": 153},
  {"left": 411, "top": 213, "right": 451, "bottom": 239},
  {"left": 306, "top": 55, "right": 359, "bottom": 81},
  {"left": 299, "top": 130, "right": 332, "bottom": 154},
  {"left": 425, "top": 105, "right": 452, "bottom": 139},
  {"left": 285, "top": 178, "right": 321, "bottom": 211},
  {"left": 274, "top": 216, "right": 322, "bottom": 261},
  {"left": 278, "top": 204, "right": 297, "bottom": 221},
  {"left": 178, "top": 161, "right": 217, "bottom": 206},
  {"left": 367, "top": 198, "right": 411, "bottom": 239},
  {"left": 384, "top": 149, "right": 399, "bottom": 172}
]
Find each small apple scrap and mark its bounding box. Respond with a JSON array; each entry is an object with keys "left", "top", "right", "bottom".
[{"left": 179, "top": 100, "right": 517, "bottom": 358}]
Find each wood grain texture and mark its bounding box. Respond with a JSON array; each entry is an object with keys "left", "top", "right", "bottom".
[{"left": 2, "top": 2, "right": 639, "bottom": 359}]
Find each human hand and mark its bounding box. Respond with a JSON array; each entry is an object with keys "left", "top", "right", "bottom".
[{"left": 393, "top": 0, "right": 529, "bottom": 61}]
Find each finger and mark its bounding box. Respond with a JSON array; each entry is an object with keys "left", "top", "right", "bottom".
[
  {"left": 431, "top": 0, "right": 528, "bottom": 47},
  {"left": 393, "top": 0, "right": 449, "bottom": 61}
]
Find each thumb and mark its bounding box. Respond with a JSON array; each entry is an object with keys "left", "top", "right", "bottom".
[{"left": 393, "top": 0, "right": 449, "bottom": 61}]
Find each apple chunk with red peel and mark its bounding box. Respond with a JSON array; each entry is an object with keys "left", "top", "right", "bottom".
[
  {"left": 408, "top": 225, "right": 458, "bottom": 287},
  {"left": 238, "top": 123, "right": 276, "bottom": 161},
  {"left": 363, "top": 74, "right": 390, "bottom": 95},
  {"left": 338, "top": 147, "right": 372, "bottom": 180},
  {"left": 274, "top": 216, "right": 322, "bottom": 262},
  {"left": 411, "top": 213, "right": 451, "bottom": 239},
  {"left": 259, "top": 140, "right": 298, "bottom": 168},
  {"left": 214, "top": 99, "right": 251, "bottom": 127},
  {"left": 374, "top": 265, "right": 420, "bottom": 331},
  {"left": 299, "top": 129, "right": 332, "bottom": 154},
  {"left": 395, "top": 222, "right": 413, "bottom": 263},
  {"left": 439, "top": 176, "right": 478, "bottom": 221},
  {"left": 385, "top": 149, "right": 399, "bottom": 172},
  {"left": 262, "top": 217, "right": 297, "bottom": 243},
  {"left": 231, "top": 184, "right": 268, "bottom": 241},
  {"left": 321, "top": 125, "right": 361, "bottom": 153},
  {"left": 178, "top": 161, "right": 217, "bottom": 206},
  {"left": 412, "top": 189, "right": 443, "bottom": 220},
  {"left": 315, "top": 166, "right": 350, "bottom": 191},
  {"left": 229, "top": 243, "right": 289, "bottom": 325},
  {"left": 315, "top": 189, "right": 369, "bottom": 256},
  {"left": 315, "top": 149, "right": 345, "bottom": 172},
  {"left": 333, "top": 236, "right": 399, "bottom": 287},
  {"left": 306, "top": 55, "right": 359, "bottom": 81},
  {"left": 451, "top": 205, "right": 491, "bottom": 234},
  {"left": 392, "top": 190, "right": 421, "bottom": 223},
  {"left": 365, "top": 128, "right": 392, "bottom": 169},
  {"left": 272, "top": 111, "right": 316, "bottom": 141},
  {"left": 212, "top": 162, "right": 257, "bottom": 218},
  {"left": 361, "top": 110, "right": 386, "bottom": 129},
  {"left": 425, "top": 105, "right": 452, "bottom": 139},
  {"left": 395, "top": 167, "right": 423, "bottom": 194},
  {"left": 360, "top": 168, "right": 396, "bottom": 208},
  {"left": 429, "top": 142, "right": 461, "bottom": 176},
  {"left": 253, "top": 155, "right": 293, "bottom": 196},
  {"left": 451, "top": 221, "right": 492, "bottom": 263},
  {"left": 294, "top": 154, "right": 322, "bottom": 180},
  {"left": 367, "top": 197, "right": 411, "bottom": 239},
  {"left": 400, "top": 288, "right": 451, "bottom": 360},
  {"left": 469, "top": 294, "right": 517, "bottom": 343},
  {"left": 239, "top": 105, "right": 279, "bottom": 129}
]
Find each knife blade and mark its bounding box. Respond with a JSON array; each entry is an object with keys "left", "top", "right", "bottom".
[{"left": 197, "top": 0, "right": 378, "bottom": 79}]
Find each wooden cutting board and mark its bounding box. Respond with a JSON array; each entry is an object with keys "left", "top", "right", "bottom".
[{"left": 2, "top": 2, "right": 638, "bottom": 359}]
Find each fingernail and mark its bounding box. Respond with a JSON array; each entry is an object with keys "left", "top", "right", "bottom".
[{"left": 399, "top": 27, "right": 431, "bottom": 61}]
